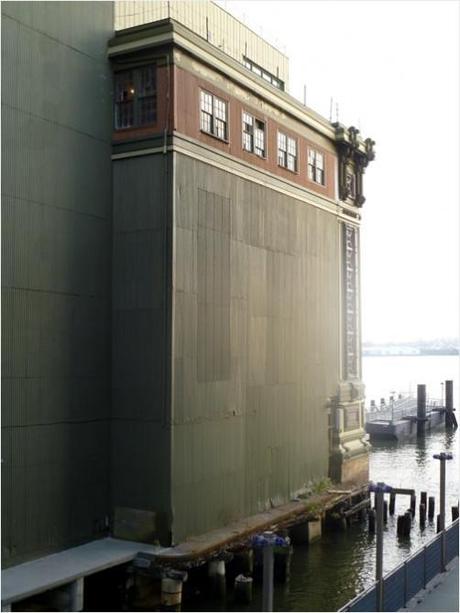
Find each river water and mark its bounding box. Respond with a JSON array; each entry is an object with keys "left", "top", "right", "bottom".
[{"left": 184, "top": 355, "right": 459, "bottom": 612}]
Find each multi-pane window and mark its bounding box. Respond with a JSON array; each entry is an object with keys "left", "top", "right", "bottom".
[
  {"left": 277, "top": 132, "right": 297, "bottom": 171},
  {"left": 242, "top": 57, "right": 285, "bottom": 90},
  {"left": 114, "top": 65, "right": 156, "bottom": 129},
  {"left": 242, "top": 112, "right": 265, "bottom": 157},
  {"left": 200, "top": 91, "right": 228, "bottom": 140},
  {"left": 307, "top": 149, "right": 325, "bottom": 185}
]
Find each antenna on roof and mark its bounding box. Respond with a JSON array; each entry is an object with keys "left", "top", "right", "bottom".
[
  {"left": 329, "top": 97, "right": 333, "bottom": 122},
  {"left": 303, "top": 85, "right": 307, "bottom": 106},
  {"left": 335, "top": 102, "right": 339, "bottom": 123}
]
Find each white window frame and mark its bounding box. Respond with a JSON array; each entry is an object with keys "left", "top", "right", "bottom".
[
  {"left": 278, "top": 131, "right": 297, "bottom": 171},
  {"left": 242, "top": 111, "right": 265, "bottom": 157},
  {"left": 200, "top": 90, "right": 228, "bottom": 141},
  {"left": 307, "top": 149, "right": 325, "bottom": 185}
]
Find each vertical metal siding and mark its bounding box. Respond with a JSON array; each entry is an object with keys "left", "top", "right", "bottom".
[
  {"left": 424, "top": 537, "right": 442, "bottom": 583},
  {"left": 405, "top": 550, "right": 425, "bottom": 601},
  {"left": 171, "top": 153, "right": 339, "bottom": 542},
  {"left": 1, "top": 1, "right": 114, "bottom": 566},
  {"left": 383, "top": 565, "right": 405, "bottom": 612},
  {"left": 111, "top": 154, "right": 172, "bottom": 544},
  {"left": 114, "top": 1, "right": 289, "bottom": 87}
]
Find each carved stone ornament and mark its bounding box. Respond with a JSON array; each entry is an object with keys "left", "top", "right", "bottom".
[{"left": 333, "top": 124, "right": 375, "bottom": 207}]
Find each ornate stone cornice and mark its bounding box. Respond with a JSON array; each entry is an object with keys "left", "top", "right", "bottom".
[{"left": 333, "top": 123, "right": 375, "bottom": 207}]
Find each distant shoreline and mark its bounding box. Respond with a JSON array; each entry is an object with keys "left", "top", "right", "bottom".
[{"left": 363, "top": 351, "right": 459, "bottom": 357}]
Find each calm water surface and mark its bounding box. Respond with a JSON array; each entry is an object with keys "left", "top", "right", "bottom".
[{"left": 184, "top": 356, "right": 459, "bottom": 612}]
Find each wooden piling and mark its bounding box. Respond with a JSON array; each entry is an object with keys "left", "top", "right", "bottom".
[
  {"left": 421, "top": 491, "right": 427, "bottom": 508},
  {"left": 383, "top": 500, "right": 388, "bottom": 523},
  {"left": 389, "top": 492, "right": 396, "bottom": 515},
  {"left": 368, "top": 509, "right": 376, "bottom": 533},
  {"left": 410, "top": 494, "right": 416, "bottom": 517},
  {"left": 428, "top": 496, "right": 435, "bottom": 521},
  {"left": 234, "top": 575, "right": 253, "bottom": 604},
  {"left": 404, "top": 511, "right": 412, "bottom": 536},
  {"left": 452, "top": 506, "right": 459, "bottom": 521},
  {"left": 419, "top": 503, "right": 426, "bottom": 527},
  {"left": 436, "top": 514, "right": 441, "bottom": 533},
  {"left": 397, "top": 515, "right": 405, "bottom": 537}
]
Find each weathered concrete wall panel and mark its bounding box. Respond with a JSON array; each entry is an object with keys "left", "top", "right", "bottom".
[
  {"left": 1, "top": 1, "right": 113, "bottom": 566},
  {"left": 171, "top": 153, "right": 340, "bottom": 541}
]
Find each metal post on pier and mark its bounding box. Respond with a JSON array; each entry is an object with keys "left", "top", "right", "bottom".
[
  {"left": 252, "top": 531, "right": 288, "bottom": 612},
  {"left": 369, "top": 482, "right": 393, "bottom": 612},
  {"left": 433, "top": 452, "right": 453, "bottom": 572},
  {"left": 417, "top": 385, "right": 427, "bottom": 437}
]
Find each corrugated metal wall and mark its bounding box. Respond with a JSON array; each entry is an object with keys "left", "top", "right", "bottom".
[
  {"left": 112, "top": 153, "right": 173, "bottom": 544},
  {"left": 171, "top": 153, "right": 340, "bottom": 541},
  {"left": 1, "top": 1, "right": 114, "bottom": 566},
  {"left": 115, "top": 0, "right": 289, "bottom": 86}
]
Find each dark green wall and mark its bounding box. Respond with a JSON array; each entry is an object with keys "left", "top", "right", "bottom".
[
  {"left": 112, "top": 153, "right": 173, "bottom": 544},
  {"left": 110, "top": 149, "right": 340, "bottom": 544},
  {"left": 171, "top": 153, "right": 340, "bottom": 541},
  {"left": 1, "top": 1, "right": 114, "bottom": 566}
]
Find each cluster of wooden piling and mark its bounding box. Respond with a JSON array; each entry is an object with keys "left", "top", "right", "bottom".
[{"left": 364, "top": 488, "right": 460, "bottom": 539}]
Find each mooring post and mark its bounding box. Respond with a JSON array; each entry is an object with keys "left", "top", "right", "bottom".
[
  {"left": 428, "top": 496, "right": 435, "bottom": 521},
  {"left": 452, "top": 506, "right": 459, "bottom": 521},
  {"left": 404, "top": 511, "right": 412, "bottom": 536},
  {"left": 161, "top": 570, "right": 188, "bottom": 611},
  {"left": 445, "top": 380, "right": 454, "bottom": 427},
  {"left": 410, "top": 493, "right": 416, "bottom": 517},
  {"left": 389, "top": 492, "right": 396, "bottom": 515},
  {"left": 368, "top": 508, "right": 376, "bottom": 533},
  {"left": 419, "top": 503, "right": 426, "bottom": 527},
  {"left": 397, "top": 514, "right": 405, "bottom": 537},
  {"left": 383, "top": 500, "right": 388, "bottom": 523},
  {"left": 208, "top": 559, "right": 226, "bottom": 597},
  {"left": 417, "top": 384, "right": 427, "bottom": 437},
  {"left": 274, "top": 540, "right": 292, "bottom": 582},
  {"left": 369, "top": 482, "right": 393, "bottom": 612},
  {"left": 263, "top": 545, "right": 274, "bottom": 611},
  {"left": 433, "top": 452, "right": 453, "bottom": 572},
  {"left": 252, "top": 531, "right": 288, "bottom": 612},
  {"left": 421, "top": 491, "right": 427, "bottom": 508},
  {"left": 234, "top": 574, "right": 253, "bottom": 604}
]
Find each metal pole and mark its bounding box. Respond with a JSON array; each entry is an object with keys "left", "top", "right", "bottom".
[
  {"left": 376, "top": 490, "right": 384, "bottom": 612},
  {"left": 433, "top": 452, "right": 453, "bottom": 572},
  {"left": 252, "top": 532, "right": 288, "bottom": 613},
  {"left": 440, "top": 457, "right": 446, "bottom": 571},
  {"left": 262, "top": 544, "right": 274, "bottom": 612}
]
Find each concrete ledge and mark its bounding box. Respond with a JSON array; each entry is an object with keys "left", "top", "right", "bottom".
[
  {"left": 1, "top": 537, "right": 163, "bottom": 607},
  {"left": 152, "top": 485, "right": 367, "bottom": 566}
]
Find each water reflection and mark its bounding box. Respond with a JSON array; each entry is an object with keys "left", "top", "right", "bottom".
[
  {"left": 183, "top": 428, "right": 458, "bottom": 612},
  {"left": 415, "top": 435, "right": 427, "bottom": 467}
]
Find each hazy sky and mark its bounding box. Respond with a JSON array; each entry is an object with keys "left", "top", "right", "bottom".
[{"left": 217, "top": 0, "right": 459, "bottom": 343}]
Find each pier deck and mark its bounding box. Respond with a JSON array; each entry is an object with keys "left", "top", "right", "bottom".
[{"left": 1, "top": 537, "right": 163, "bottom": 609}]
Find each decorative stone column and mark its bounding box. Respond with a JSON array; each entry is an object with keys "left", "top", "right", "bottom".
[{"left": 329, "top": 134, "right": 374, "bottom": 484}]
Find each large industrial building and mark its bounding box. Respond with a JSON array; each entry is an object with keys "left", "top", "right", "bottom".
[{"left": 2, "top": 0, "right": 374, "bottom": 582}]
